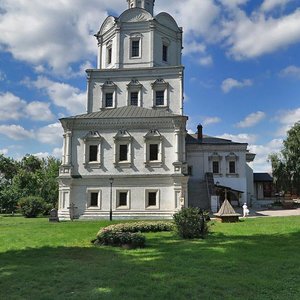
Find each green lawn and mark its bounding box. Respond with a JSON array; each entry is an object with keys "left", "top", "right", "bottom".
[{"left": 0, "top": 216, "right": 299, "bottom": 300}]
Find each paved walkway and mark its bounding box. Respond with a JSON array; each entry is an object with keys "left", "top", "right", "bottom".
[{"left": 235, "top": 207, "right": 300, "bottom": 218}]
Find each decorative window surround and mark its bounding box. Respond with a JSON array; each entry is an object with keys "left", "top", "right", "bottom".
[
  {"left": 82, "top": 131, "right": 102, "bottom": 168},
  {"left": 106, "top": 40, "right": 113, "bottom": 66},
  {"left": 114, "top": 130, "right": 133, "bottom": 168},
  {"left": 127, "top": 79, "right": 143, "bottom": 106},
  {"left": 130, "top": 33, "right": 143, "bottom": 59},
  {"left": 86, "top": 188, "right": 102, "bottom": 209},
  {"left": 226, "top": 152, "right": 239, "bottom": 176},
  {"left": 116, "top": 190, "right": 131, "bottom": 210},
  {"left": 209, "top": 152, "right": 222, "bottom": 175},
  {"left": 101, "top": 80, "right": 117, "bottom": 109},
  {"left": 151, "top": 79, "right": 169, "bottom": 108},
  {"left": 162, "top": 37, "right": 170, "bottom": 63},
  {"left": 145, "top": 189, "right": 160, "bottom": 210},
  {"left": 144, "top": 129, "right": 163, "bottom": 167}
]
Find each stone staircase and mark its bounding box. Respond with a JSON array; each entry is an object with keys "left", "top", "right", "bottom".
[{"left": 188, "top": 173, "right": 216, "bottom": 210}]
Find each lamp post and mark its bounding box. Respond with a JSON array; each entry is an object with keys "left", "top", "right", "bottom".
[{"left": 109, "top": 177, "right": 114, "bottom": 221}]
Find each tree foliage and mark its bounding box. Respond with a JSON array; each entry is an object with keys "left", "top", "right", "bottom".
[
  {"left": 269, "top": 122, "right": 300, "bottom": 195},
  {"left": 0, "top": 154, "right": 60, "bottom": 213}
]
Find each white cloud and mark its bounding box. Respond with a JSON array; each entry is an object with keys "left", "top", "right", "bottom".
[
  {"left": 32, "top": 76, "right": 86, "bottom": 115},
  {"left": 0, "top": 92, "right": 26, "bottom": 120},
  {"left": 223, "top": 9, "right": 300, "bottom": 60},
  {"left": 0, "top": 92, "right": 54, "bottom": 121},
  {"left": 0, "top": 125, "right": 34, "bottom": 140},
  {"left": 217, "top": 133, "right": 257, "bottom": 144},
  {"left": 220, "top": 0, "right": 249, "bottom": 7},
  {"left": 52, "top": 147, "right": 63, "bottom": 158},
  {"left": 24, "top": 101, "right": 54, "bottom": 121},
  {"left": 260, "top": 0, "right": 293, "bottom": 12},
  {"left": 203, "top": 117, "right": 221, "bottom": 126},
  {"left": 36, "top": 122, "right": 63, "bottom": 145},
  {"left": 0, "top": 0, "right": 122, "bottom": 74},
  {"left": 279, "top": 65, "right": 300, "bottom": 79},
  {"left": 275, "top": 107, "right": 300, "bottom": 136},
  {"left": 236, "top": 111, "right": 266, "bottom": 128},
  {"left": 183, "top": 41, "right": 206, "bottom": 55},
  {"left": 0, "top": 148, "right": 8, "bottom": 155},
  {"left": 33, "top": 148, "right": 62, "bottom": 159},
  {"left": 221, "top": 78, "right": 253, "bottom": 93},
  {"left": 249, "top": 139, "right": 283, "bottom": 172},
  {"left": 198, "top": 56, "right": 213, "bottom": 66}
]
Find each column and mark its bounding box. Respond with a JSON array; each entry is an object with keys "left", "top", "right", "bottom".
[
  {"left": 65, "top": 131, "right": 72, "bottom": 166},
  {"left": 175, "top": 129, "right": 180, "bottom": 162},
  {"left": 149, "top": 22, "right": 155, "bottom": 67},
  {"left": 115, "top": 27, "right": 121, "bottom": 68}
]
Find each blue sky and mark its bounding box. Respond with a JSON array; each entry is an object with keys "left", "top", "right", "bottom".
[{"left": 0, "top": 0, "right": 300, "bottom": 172}]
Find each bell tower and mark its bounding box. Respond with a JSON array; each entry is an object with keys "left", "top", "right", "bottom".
[{"left": 127, "top": 0, "right": 155, "bottom": 15}]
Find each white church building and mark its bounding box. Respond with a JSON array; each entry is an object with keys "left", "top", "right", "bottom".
[{"left": 58, "top": 0, "right": 255, "bottom": 220}]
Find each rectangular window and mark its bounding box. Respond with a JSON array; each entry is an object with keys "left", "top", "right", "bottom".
[
  {"left": 90, "top": 192, "right": 98, "bottom": 207},
  {"left": 131, "top": 40, "right": 140, "bottom": 57},
  {"left": 119, "top": 144, "right": 128, "bottom": 161},
  {"left": 148, "top": 192, "right": 157, "bottom": 206},
  {"left": 130, "top": 92, "right": 138, "bottom": 106},
  {"left": 162, "top": 44, "right": 168, "bottom": 62},
  {"left": 188, "top": 166, "right": 193, "bottom": 176},
  {"left": 89, "top": 145, "right": 98, "bottom": 162},
  {"left": 155, "top": 90, "right": 165, "bottom": 106},
  {"left": 212, "top": 161, "right": 219, "bottom": 174},
  {"left": 149, "top": 144, "right": 159, "bottom": 161},
  {"left": 229, "top": 161, "right": 236, "bottom": 173},
  {"left": 105, "top": 93, "right": 113, "bottom": 107},
  {"left": 119, "top": 192, "right": 127, "bottom": 206},
  {"left": 107, "top": 47, "right": 112, "bottom": 65}
]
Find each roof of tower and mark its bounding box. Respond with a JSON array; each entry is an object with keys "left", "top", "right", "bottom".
[
  {"left": 186, "top": 133, "right": 247, "bottom": 145},
  {"left": 63, "top": 106, "right": 184, "bottom": 120}
]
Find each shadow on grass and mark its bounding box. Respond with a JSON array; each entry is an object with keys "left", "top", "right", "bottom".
[{"left": 1, "top": 231, "right": 300, "bottom": 300}]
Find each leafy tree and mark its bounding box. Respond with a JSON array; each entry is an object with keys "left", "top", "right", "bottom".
[
  {"left": 269, "top": 122, "right": 300, "bottom": 195},
  {"left": 0, "top": 154, "right": 60, "bottom": 213},
  {"left": 0, "top": 154, "right": 19, "bottom": 183}
]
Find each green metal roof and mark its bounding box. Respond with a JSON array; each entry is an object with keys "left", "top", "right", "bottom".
[{"left": 63, "top": 106, "right": 181, "bottom": 120}]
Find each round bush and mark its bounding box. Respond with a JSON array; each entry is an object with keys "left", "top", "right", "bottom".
[
  {"left": 18, "top": 196, "right": 46, "bottom": 218},
  {"left": 173, "top": 207, "right": 209, "bottom": 239}
]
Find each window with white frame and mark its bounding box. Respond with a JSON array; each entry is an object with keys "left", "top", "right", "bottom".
[
  {"left": 116, "top": 190, "right": 130, "bottom": 209},
  {"left": 145, "top": 189, "right": 160, "bottom": 209},
  {"left": 127, "top": 79, "right": 143, "bottom": 107},
  {"left": 114, "top": 130, "right": 133, "bottom": 167},
  {"left": 130, "top": 33, "right": 142, "bottom": 58},
  {"left": 106, "top": 41, "right": 112, "bottom": 66},
  {"left": 152, "top": 79, "right": 169, "bottom": 108},
  {"left": 82, "top": 131, "right": 102, "bottom": 167},
  {"left": 86, "top": 188, "right": 101, "bottom": 209},
  {"left": 130, "top": 91, "right": 139, "bottom": 106},
  {"left": 208, "top": 152, "right": 222, "bottom": 175},
  {"left": 212, "top": 161, "right": 219, "bottom": 174},
  {"left": 89, "top": 145, "right": 98, "bottom": 162},
  {"left": 101, "top": 80, "right": 116, "bottom": 109},
  {"left": 162, "top": 37, "right": 170, "bottom": 63},
  {"left": 229, "top": 161, "right": 236, "bottom": 174},
  {"left": 226, "top": 152, "right": 238, "bottom": 175},
  {"left": 144, "top": 130, "right": 163, "bottom": 167}
]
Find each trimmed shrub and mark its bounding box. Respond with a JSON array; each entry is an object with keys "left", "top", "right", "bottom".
[
  {"left": 173, "top": 207, "right": 209, "bottom": 239},
  {"left": 97, "top": 221, "right": 174, "bottom": 238},
  {"left": 95, "top": 221, "right": 174, "bottom": 249},
  {"left": 96, "top": 230, "right": 146, "bottom": 248},
  {"left": 18, "top": 196, "right": 46, "bottom": 218}
]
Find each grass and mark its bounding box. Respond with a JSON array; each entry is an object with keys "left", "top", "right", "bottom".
[{"left": 0, "top": 216, "right": 300, "bottom": 300}]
